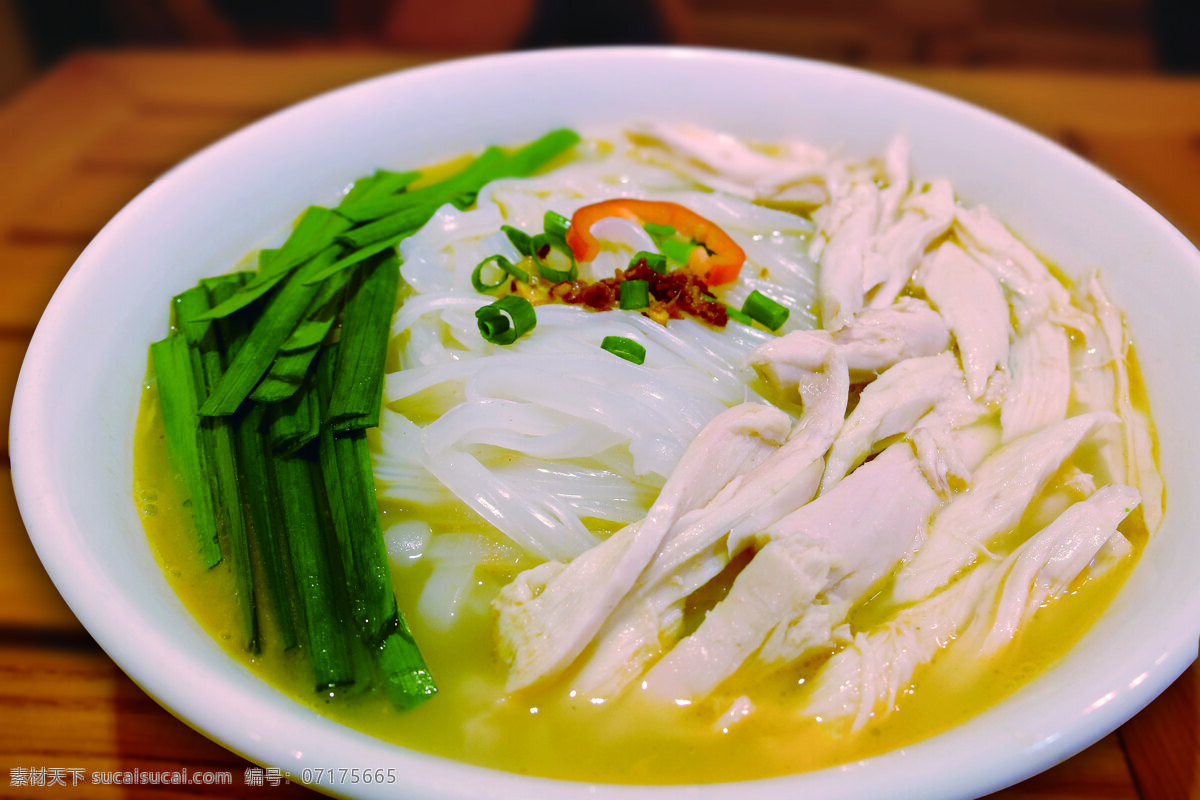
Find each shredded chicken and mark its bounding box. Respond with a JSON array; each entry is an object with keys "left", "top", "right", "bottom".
[
  {"left": 642, "top": 443, "right": 939, "bottom": 700},
  {"left": 493, "top": 402, "right": 791, "bottom": 691},
  {"left": 820, "top": 351, "right": 981, "bottom": 492},
  {"left": 748, "top": 297, "right": 950, "bottom": 384},
  {"left": 892, "top": 411, "right": 1118, "bottom": 604},
  {"left": 913, "top": 242, "right": 1011, "bottom": 402},
  {"left": 1000, "top": 320, "right": 1071, "bottom": 442},
  {"left": 806, "top": 484, "right": 1139, "bottom": 730}
]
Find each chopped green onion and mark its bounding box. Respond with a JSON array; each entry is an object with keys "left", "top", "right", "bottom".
[
  {"left": 725, "top": 304, "right": 755, "bottom": 326},
  {"left": 601, "top": 335, "right": 646, "bottom": 365},
  {"left": 742, "top": 290, "right": 790, "bottom": 331},
  {"left": 472, "top": 255, "right": 512, "bottom": 293},
  {"left": 659, "top": 237, "right": 696, "bottom": 265},
  {"left": 475, "top": 295, "right": 536, "bottom": 345},
  {"left": 472, "top": 254, "right": 529, "bottom": 292},
  {"left": 631, "top": 251, "right": 667, "bottom": 274},
  {"left": 543, "top": 210, "right": 571, "bottom": 241},
  {"left": 644, "top": 222, "right": 675, "bottom": 237},
  {"left": 530, "top": 233, "right": 577, "bottom": 282},
  {"left": 502, "top": 225, "right": 534, "bottom": 256},
  {"left": 619, "top": 280, "right": 650, "bottom": 310}
]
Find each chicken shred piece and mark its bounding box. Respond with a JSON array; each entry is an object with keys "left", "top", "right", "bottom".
[
  {"left": 566, "top": 350, "right": 850, "bottom": 698},
  {"left": 1000, "top": 320, "right": 1071, "bottom": 442},
  {"left": 913, "top": 241, "right": 1011, "bottom": 401},
  {"left": 748, "top": 297, "right": 950, "bottom": 385},
  {"left": 641, "top": 443, "right": 939, "bottom": 701},
  {"left": 892, "top": 411, "right": 1118, "bottom": 603},
  {"left": 493, "top": 402, "right": 791, "bottom": 692},
  {"left": 820, "top": 351, "right": 982, "bottom": 492},
  {"left": 805, "top": 484, "right": 1138, "bottom": 730}
]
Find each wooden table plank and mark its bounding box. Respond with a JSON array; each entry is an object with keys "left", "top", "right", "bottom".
[
  {"left": 85, "top": 49, "right": 449, "bottom": 111},
  {"left": 2, "top": 50, "right": 1199, "bottom": 800},
  {"left": 0, "top": 241, "right": 83, "bottom": 333},
  {"left": 8, "top": 168, "right": 164, "bottom": 242},
  {"left": 0, "top": 55, "right": 137, "bottom": 229},
  {"left": 0, "top": 338, "right": 27, "bottom": 455},
  {"left": 987, "top": 734, "right": 1139, "bottom": 799},
  {"left": 1, "top": 647, "right": 314, "bottom": 798},
  {"left": 1120, "top": 663, "right": 1200, "bottom": 799}
]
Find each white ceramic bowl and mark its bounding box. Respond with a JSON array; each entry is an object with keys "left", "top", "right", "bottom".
[{"left": 12, "top": 47, "right": 1200, "bottom": 800}]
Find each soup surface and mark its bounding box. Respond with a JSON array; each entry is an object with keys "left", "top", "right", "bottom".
[{"left": 136, "top": 124, "right": 1160, "bottom": 784}]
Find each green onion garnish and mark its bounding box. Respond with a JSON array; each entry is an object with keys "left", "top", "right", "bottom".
[
  {"left": 659, "top": 237, "right": 696, "bottom": 265},
  {"left": 644, "top": 222, "right": 675, "bottom": 237},
  {"left": 531, "top": 233, "right": 577, "bottom": 282},
  {"left": 619, "top": 280, "right": 650, "bottom": 310},
  {"left": 725, "top": 304, "right": 755, "bottom": 326},
  {"left": 471, "top": 254, "right": 512, "bottom": 293},
  {"left": 631, "top": 251, "right": 667, "bottom": 274},
  {"left": 742, "top": 290, "right": 790, "bottom": 331},
  {"left": 476, "top": 295, "right": 537, "bottom": 345},
  {"left": 601, "top": 335, "right": 647, "bottom": 365},
  {"left": 544, "top": 210, "right": 571, "bottom": 241},
  {"left": 502, "top": 225, "right": 534, "bottom": 256}
]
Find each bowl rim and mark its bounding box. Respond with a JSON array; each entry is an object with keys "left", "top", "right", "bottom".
[{"left": 12, "top": 44, "right": 1200, "bottom": 800}]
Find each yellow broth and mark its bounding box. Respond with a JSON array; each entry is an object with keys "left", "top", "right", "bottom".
[{"left": 136, "top": 377, "right": 1140, "bottom": 784}]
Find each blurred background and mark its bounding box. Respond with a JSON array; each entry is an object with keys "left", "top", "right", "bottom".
[{"left": 2, "top": 0, "right": 1198, "bottom": 103}]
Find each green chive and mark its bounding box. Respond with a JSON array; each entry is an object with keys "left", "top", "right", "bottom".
[
  {"left": 267, "top": 387, "right": 320, "bottom": 455},
  {"left": 150, "top": 334, "right": 222, "bottom": 569},
  {"left": 327, "top": 249, "right": 400, "bottom": 431},
  {"left": 337, "top": 147, "right": 507, "bottom": 224},
  {"left": 742, "top": 290, "right": 790, "bottom": 331},
  {"left": 644, "top": 222, "right": 675, "bottom": 237},
  {"left": 631, "top": 251, "right": 667, "bottom": 274},
  {"left": 231, "top": 402, "right": 300, "bottom": 650},
  {"left": 619, "top": 279, "right": 650, "bottom": 310},
  {"left": 206, "top": 275, "right": 301, "bottom": 650},
  {"left": 271, "top": 448, "right": 356, "bottom": 691},
  {"left": 316, "top": 348, "right": 436, "bottom": 708},
  {"left": 338, "top": 169, "right": 419, "bottom": 211},
  {"left": 601, "top": 335, "right": 647, "bottom": 365},
  {"left": 195, "top": 208, "right": 352, "bottom": 322},
  {"left": 500, "top": 128, "right": 580, "bottom": 178},
  {"left": 302, "top": 239, "right": 396, "bottom": 286},
  {"left": 374, "top": 618, "right": 438, "bottom": 710},
  {"left": 198, "top": 247, "right": 340, "bottom": 416},
  {"left": 476, "top": 295, "right": 536, "bottom": 345}
]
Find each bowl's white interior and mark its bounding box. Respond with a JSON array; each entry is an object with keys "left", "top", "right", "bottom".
[{"left": 12, "top": 48, "right": 1200, "bottom": 800}]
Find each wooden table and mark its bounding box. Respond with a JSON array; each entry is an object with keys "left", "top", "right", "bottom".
[{"left": 1, "top": 50, "right": 1198, "bottom": 799}]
